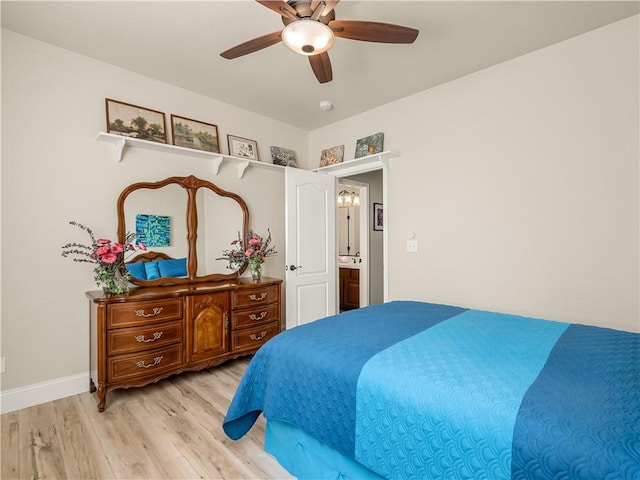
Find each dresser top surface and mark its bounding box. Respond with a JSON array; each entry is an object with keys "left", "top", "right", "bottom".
[{"left": 86, "top": 277, "right": 282, "bottom": 304}]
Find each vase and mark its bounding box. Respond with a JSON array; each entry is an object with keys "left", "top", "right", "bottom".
[
  {"left": 102, "top": 274, "right": 130, "bottom": 295},
  {"left": 249, "top": 263, "right": 262, "bottom": 282}
]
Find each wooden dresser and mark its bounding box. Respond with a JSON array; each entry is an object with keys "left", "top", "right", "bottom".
[{"left": 87, "top": 277, "right": 282, "bottom": 411}]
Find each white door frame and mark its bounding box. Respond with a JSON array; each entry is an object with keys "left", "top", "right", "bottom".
[
  {"left": 315, "top": 153, "right": 393, "bottom": 301},
  {"left": 337, "top": 179, "right": 369, "bottom": 307}
]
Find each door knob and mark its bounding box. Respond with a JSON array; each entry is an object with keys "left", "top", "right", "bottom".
[{"left": 288, "top": 265, "right": 302, "bottom": 271}]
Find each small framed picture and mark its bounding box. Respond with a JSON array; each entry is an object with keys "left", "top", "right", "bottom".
[
  {"left": 271, "top": 146, "right": 297, "bottom": 167},
  {"left": 320, "top": 145, "right": 345, "bottom": 167},
  {"left": 355, "top": 132, "right": 384, "bottom": 158},
  {"left": 373, "top": 203, "right": 384, "bottom": 231},
  {"left": 105, "top": 98, "right": 167, "bottom": 143},
  {"left": 227, "top": 135, "right": 258, "bottom": 160},
  {"left": 170, "top": 115, "right": 219, "bottom": 153}
]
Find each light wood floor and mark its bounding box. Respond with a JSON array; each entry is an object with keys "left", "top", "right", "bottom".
[{"left": 1, "top": 358, "right": 294, "bottom": 479}]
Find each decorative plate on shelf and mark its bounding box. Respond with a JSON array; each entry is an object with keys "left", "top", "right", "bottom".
[{"left": 271, "top": 146, "right": 297, "bottom": 167}]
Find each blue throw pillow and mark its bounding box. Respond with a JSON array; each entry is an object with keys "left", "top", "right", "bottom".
[
  {"left": 144, "top": 261, "right": 161, "bottom": 280},
  {"left": 157, "top": 258, "right": 188, "bottom": 277},
  {"left": 125, "top": 262, "right": 147, "bottom": 280}
]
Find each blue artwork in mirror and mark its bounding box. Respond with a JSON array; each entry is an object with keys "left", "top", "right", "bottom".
[{"left": 136, "top": 214, "right": 171, "bottom": 247}]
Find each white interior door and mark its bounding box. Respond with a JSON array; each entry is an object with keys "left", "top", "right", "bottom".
[{"left": 285, "top": 168, "right": 336, "bottom": 329}]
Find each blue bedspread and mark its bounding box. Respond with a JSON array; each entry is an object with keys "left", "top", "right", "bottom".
[{"left": 223, "top": 301, "right": 640, "bottom": 479}]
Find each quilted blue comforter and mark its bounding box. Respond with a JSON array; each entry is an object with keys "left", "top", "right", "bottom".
[{"left": 223, "top": 301, "right": 640, "bottom": 479}]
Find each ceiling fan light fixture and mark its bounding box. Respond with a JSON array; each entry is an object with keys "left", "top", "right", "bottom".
[{"left": 281, "top": 20, "right": 334, "bottom": 56}]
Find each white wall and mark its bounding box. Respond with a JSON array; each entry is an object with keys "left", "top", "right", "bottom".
[
  {"left": 309, "top": 16, "right": 639, "bottom": 332},
  {"left": 1, "top": 30, "right": 303, "bottom": 400}
]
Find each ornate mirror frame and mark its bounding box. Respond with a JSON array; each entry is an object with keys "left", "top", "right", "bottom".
[{"left": 117, "top": 175, "right": 249, "bottom": 286}]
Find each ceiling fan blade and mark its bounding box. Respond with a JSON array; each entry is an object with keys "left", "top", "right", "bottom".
[
  {"left": 309, "top": 52, "right": 333, "bottom": 84},
  {"left": 256, "top": 0, "right": 298, "bottom": 18},
  {"left": 311, "top": 0, "right": 340, "bottom": 17},
  {"left": 330, "top": 20, "right": 419, "bottom": 44},
  {"left": 220, "top": 31, "right": 283, "bottom": 59}
]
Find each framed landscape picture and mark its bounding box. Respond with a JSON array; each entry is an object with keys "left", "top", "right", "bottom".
[
  {"left": 355, "top": 132, "right": 384, "bottom": 158},
  {"left": 170, "top": 115, "right": 219, "bottom": 153},
  {"left": 105, "top": 98, "right": 167, "bottom": 143},
  {"left": 227, "top": 135, "right": 258, "bottom": 160}
]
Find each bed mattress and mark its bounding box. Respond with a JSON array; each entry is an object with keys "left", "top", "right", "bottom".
[{"left": 223, "top": 301, "right": 640, "bottom": 479}]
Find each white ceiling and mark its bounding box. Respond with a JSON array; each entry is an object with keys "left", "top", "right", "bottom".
[{"left": 2, "top": 1, "right": 638, "bottom": 130}]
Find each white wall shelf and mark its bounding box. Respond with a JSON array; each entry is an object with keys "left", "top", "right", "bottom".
[
  {"left": 96, "top": 132, "right": 283, "bottom": 178},
  {"left": 313, "top": 150, "right": 400, "bottom": 176}
]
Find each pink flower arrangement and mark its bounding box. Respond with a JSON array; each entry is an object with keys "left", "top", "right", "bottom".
[
  {"left": 217, "top": 230, "right": 277, "bottom": 274},
  {"left": 62, "top": 221, "right": 145, "bottom": 294}
]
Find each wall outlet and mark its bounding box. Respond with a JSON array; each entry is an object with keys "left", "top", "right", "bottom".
[
  {"left": 1, "top": 357, "right": 5, "bottom": 374},
  {"left": 406, "top": 239, "right": 418, "bottom": 252}
]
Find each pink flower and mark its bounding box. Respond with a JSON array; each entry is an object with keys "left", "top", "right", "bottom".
[
  {"left": 101, "top": 252, "right": 118, "bottom": 264},
  {"left": 245, "top": 249, "right": 254, "bottom": 257},
  {"left": 137, "top": 242, "right": 146, "bottom": 250},
  {"left": 249, "top": 238, "right": 261, "bottom": 246},
  {"left": 110, "top": 243, "right": 125, "bottom": 254},
  {"left": 230, "top": 239, "right": 239, "bottom": 245},
  {"left": 96, "top": 238, "right": 111, "bottom": 246},
  {"left": 95, "top": 245, "right": 110, "bottom": 256}
]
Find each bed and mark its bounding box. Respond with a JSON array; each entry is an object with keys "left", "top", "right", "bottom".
[{"left": 223, "top": 301, "right": 639, "bottom": 479}]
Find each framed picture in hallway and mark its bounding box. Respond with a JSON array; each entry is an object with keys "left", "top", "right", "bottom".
[
  {"left": 228, "top": 135, "right": 258, "bottom": 160},
  {"left": 170, "top": 115, "right": 219, "bottom": 153},
  {"left": 105, "top": 98, "right": 167, "bottom": 143},
  {"left": 373, "top": 203, "right": 383, "bottom": 231}
]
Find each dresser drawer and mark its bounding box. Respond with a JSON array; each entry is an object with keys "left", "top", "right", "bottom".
[
  {"left": 232, "top": 285, "right": 279, "bottom": 308},
  {"left": 108, "top": 345, "right": 183, "bottom": 383},
  {"left": 107, "top": 320, "right": 183, "bottom": 355},
  {"left": 231, "top": 322, "right": 279, "bottom": 353},
  {"left": 108, "top": 298, "right": 183, "bottom": 329},
  {"left": 232, "top": 303, "right": 279, "bottom": 329}
]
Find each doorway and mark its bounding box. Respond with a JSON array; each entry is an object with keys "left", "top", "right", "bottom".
[
  {"left": 337, "top": 170, "right": 384, "bottom": 309},
  {"left": 337, "top": 181, "right": 367, "bottom": 311},
  {"left": 308, "top": 150, "right": 400, "bottom": 316}
]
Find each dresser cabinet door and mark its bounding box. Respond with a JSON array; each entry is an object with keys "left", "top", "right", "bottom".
[
  {"left": 346, "top": 269, "right": 360, "bottom": 309},
  {"left": 186, "top": 293, "right": 229, "bottom": 363}
]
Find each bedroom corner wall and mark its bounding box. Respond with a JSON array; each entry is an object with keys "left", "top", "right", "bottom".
[
  {"left": 308, "top": 16, "right": 640, "bottom": 333},
  {"left": 0, "top": 29, "right": 303, "bottom": 410}
]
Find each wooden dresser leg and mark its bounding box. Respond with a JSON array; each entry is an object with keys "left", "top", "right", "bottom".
[{"left": 96, "top": 385, "right": 107, "bottom": 412}]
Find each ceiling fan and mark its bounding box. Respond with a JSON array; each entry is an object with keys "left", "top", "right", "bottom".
[{"left": 220, "top": 0, "right": 419, "bottom": 84}]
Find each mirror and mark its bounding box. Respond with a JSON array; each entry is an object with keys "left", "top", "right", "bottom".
[
  {"left": 337, "top": 186, "right": 360, "bottom": 256},
  {"left": 117, "top": 175, "right": 249, "bottom": 286},
  {"left": 196, "top": 187, "right": 246, "bottom": 277}
]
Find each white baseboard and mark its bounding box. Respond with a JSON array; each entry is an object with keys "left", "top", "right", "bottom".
[{"left": 0, "top": 372, "right": 90, "bottom": 414}]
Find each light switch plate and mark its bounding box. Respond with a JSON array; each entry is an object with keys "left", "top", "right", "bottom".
[{"left": 406, "top": 239, "right": 418, "bottom": 252}]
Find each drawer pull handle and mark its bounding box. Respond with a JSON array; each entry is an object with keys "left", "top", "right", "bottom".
[
  {"left": 134, "top": 332, "right": 163, "bottom": 343},
  {"left": 249, "top": 331, "right": 267, "bottom": 341},
  {"left": 136, "top": 356, "right": 163, "bottom": 369},
  {"left": 135, "top": 307, "right": 164, "bottom": 318},
  {"left": 249, "top": 312, "right": 267, "bottom": 321},
  {"left": 248, "top": 293, "right": 268, "bottom": 301}
]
